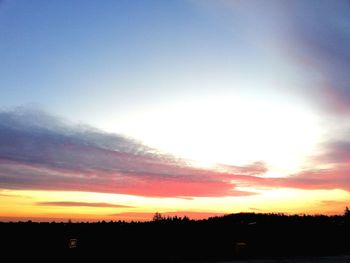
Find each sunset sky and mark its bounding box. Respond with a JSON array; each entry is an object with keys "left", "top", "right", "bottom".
[{"left": 1, "top": 0, "right": 350, "bottom": 222}]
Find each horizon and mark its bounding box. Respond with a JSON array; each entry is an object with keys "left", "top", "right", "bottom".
[
  {"left": 1, "top": 210, "right": 348, "bottom": 223},
  {"left": 1, "top": 0, "right": 350, "bottom": 221}
]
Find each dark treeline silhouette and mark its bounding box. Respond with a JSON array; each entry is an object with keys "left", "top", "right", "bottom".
[{"left": 1, "top": 212, "right": 350, "bottom": 262}]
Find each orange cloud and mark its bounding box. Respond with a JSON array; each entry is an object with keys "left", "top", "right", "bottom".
[{"left": 35, "top": 201, "right": 134, "bottom": 208}]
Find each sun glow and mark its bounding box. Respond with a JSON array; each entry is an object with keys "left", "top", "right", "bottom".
[
  {"left": 1, "top": 187, "right": 347, "bottom": 221},
  {"left": 112, "top": 94, "right": 323, "bottom": 176}
]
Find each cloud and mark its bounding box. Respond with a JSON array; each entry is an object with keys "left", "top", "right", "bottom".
[
  {"left": 320, "top": 200, "right": 349, "bottom": 207},
  {"left": 192, "top": 0, "right": 350, "bottom": 193},
  {"left": 270, "top": 0, "right": 350, "bottom": 115},
  {"left": 279, "top": 140, "right": 350, "bottom": 191},
  {"left": 0, "top": 190, "right": 31, "bottom": 198},
  {"left": 0, "top": 159, "right": 256, "bottom": 197},
  {"left": 0, "top": 108, "right": 259, "bottom": 197},
  {"left": 314, "top": 141, "right": 350, "bottom": 164},
  {"left": 288, "top": 1, "right": 350, "bottom": 115},
  {"left": 236, "top": 139, "right": 350, "bottom": 192},
  {"left": 3, "top": 108, "right": 350, "bottom": 197},
  {"left": 273, "top": 168, "right": 350, "bottom": 191},
  {"left": 213, "top": 161, "right": 267, "bottom": 176},
  {"left": 197, "top": 0, "right": 350, "bottom": 116},
  {"left": 36, "top": 201, "right": 133, "bottom": 208},
  {"left": 0, "top": 193, "right": 14, "bottom": 197}
]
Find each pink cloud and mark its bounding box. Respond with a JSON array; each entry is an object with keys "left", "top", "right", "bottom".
[
  {"left": 0, "top": 159, "right": 257, "bottom": 197},
  {"left": 0, "top": 110, "right": 263, "bottom": 197},
  {"left": 2, "top": 109, "right": 350, "bottom": 198},
  {"left": 277, "top": 166, "right": 350, "bottom": 191}
]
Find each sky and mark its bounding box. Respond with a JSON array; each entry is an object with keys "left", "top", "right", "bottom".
[{"left": 1, "top": 0, "right": 350, "bottom": 222}]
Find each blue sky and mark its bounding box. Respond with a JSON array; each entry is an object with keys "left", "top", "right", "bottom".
[
  {"left": 0, "top": 0, "right": 300, "bottom": 124},
  {"left": 1, "top": 0, "right": 236, "bottom": 122},
  {"left": 2, "top": 0, "right": 350, "bottom": 171}
]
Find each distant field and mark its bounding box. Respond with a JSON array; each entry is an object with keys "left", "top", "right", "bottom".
[{"left": 221, "top": 255, "right": 350, "bottom": 263}]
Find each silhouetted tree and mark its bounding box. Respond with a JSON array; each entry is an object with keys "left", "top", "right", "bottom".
[
  {"left": 344, "top": 206, "right": 350, "bottom": 217},
  {"left": 182, "top": 216, "right": 190, "bottom": 221},
  {"left": 152, "top": 212, "right": 163, "bottom": 221}
]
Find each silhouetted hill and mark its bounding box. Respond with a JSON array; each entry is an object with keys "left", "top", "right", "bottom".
[{"left": 1, "top": 213, "right": 350, "bottom": 262}]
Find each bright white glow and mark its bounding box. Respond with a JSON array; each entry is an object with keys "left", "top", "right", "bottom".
[{"left": 106, "top": 94, "right": 323, "bottom": 177}]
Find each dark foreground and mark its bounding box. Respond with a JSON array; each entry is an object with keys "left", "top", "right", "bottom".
[
  {"left": 1, "top": 213, "right": 350, "bottom": 262},
  {"left": 222, "top": 255, "right": 350, "bottom": 263}
]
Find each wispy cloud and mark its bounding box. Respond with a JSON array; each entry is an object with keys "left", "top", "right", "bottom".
[
  {"left": 0, "top": 108, "right": 259, "bottom": 197},
  {"left": 0, "top": 193, "right": 14, "bottom": 197},
  {"left": 272, "top": 168, "right": 350, "bottom": 191},
  {"left": 190, "top": 0, "right": 350, "bottom": 195},
  {"left": 289, "top": 1, "right": 350, "bottom": 115},
  {"left": 276, "top": 139, "right": 350, "bottom": 191},
  {"left": 36, "top": 201, "right": 133, "bottom": 208},
  {"left": 197, "top": 0, "right": 350, "bottom": 116},
  {"left": 0, "top": 191, "right": 31, "bottom": 198},
  {"left": 2, "top": 108, "right": 350, "bottom": 197},
  {"left": 213, "top": 162, "right": 267, "bottom": 176},
  {"left": 320, "top": 200, "right": 349, "bottom": 207},
  {"left": 234, "top": 139, "right": 350, "bottom": 192}
]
